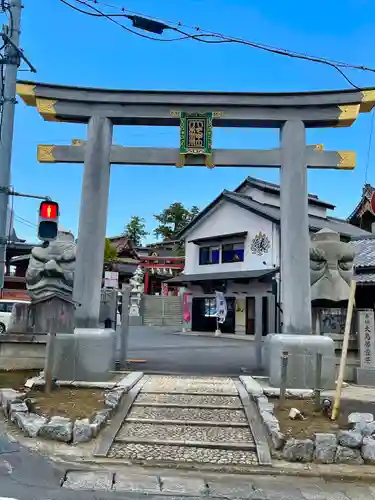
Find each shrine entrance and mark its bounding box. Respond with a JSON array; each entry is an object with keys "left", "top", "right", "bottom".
[{"left": 15, "top": 81, "right": 375, "bottom": 377}]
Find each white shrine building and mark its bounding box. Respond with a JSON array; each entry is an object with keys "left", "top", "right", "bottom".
[{"left": 167, "top": 176, "right": 369, "bottom": 338}]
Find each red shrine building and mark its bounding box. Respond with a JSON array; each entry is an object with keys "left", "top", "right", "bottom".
[{"left": 106, "top": 236, "right": 185, "bottom": 295}]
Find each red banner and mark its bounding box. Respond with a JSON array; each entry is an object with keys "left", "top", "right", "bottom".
[{"left": 183, "top": 292, "right": 192, "bottom": 323}]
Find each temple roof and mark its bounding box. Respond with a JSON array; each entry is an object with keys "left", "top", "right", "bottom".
[
  {"left": 347, "top": 183, "right": 375, "bottom": 224},
  {"left": 235, "top": 176, "right": 335, "bottom": 209},
  {"left": 178, "top": 189, "right": 370, "bottom": 240}
]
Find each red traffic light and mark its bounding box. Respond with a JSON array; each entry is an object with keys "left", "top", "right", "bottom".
[{"left": 39, "top": 201, "right": 59, "bottom": 220}]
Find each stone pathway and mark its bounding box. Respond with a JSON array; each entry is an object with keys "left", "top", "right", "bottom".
[{"left": 102, "top": 375, "right": 270, "bottom": 467}]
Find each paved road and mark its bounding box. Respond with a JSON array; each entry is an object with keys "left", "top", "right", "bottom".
[
  {"left": 1, "top": 419, "right": 375, "bottom": 500},
  {"left": 124, "top": 326, "right": 263, "bottom": 376},
  {"left": 2, "top": 443, "right": 375, "bottom": 500}
]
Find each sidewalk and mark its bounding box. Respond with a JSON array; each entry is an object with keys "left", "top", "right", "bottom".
[{"left": 59, "top": 464, "right": 375, "bottom": 498}]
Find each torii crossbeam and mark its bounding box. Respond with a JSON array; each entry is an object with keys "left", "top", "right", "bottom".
[{"left": 37, "top": 141, "right": 355, "bottom": 170}]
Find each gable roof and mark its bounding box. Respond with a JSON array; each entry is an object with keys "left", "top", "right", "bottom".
[
  {"left": 235, "top": 176, "right": 335, "bottom": 210},
  {"left": 347, "top": 183, "right": 374, "bottom": 222},
  {"left": 177, "top": 190, "right": 370, "bottom": 240}
]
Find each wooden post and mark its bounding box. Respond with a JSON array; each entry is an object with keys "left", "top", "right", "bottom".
[
  {"left": 119, "top": 286, "right": 130, "bottom": 369},
  {"left": 314, "top": 352, "right": 323, "bottom": 411},
  {"left": 45, "top": 331, "right": 56, "bottom": 393},
  {"left": 279, "top": 350, "right": 289, "bottom": 406},
  {"left": 312, "top": 308, "right": 321, "bottom": 335},
  {"left": 331, "top": 280, "right": 356, "bottom": 420},
  {"left": 215, "top": 316, "right": 221, "bottom": 336}
]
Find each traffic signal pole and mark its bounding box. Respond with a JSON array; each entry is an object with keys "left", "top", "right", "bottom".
[{"left": 0, "top": 0, "right": 22, "bottom": 289}]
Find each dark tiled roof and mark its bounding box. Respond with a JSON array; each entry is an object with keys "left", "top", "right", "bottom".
[
  {"left": 355, "top": 273, "right": 375, "bottom": 283},
  {"left": 352, "top": 237, "right": 375, "bottom": 267},
  {"left": 235, "top": 176, "right": 335, "bottom": 209},
  {"left": 177, "top": 177, "right": 370, "bottom": 240},
  {"left": 224, "top": 192, "right": 370, "bottom": 239}
]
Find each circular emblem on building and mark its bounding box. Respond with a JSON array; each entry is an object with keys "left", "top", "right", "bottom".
[{"left": 251, "top": 232, "right": 271, "bottom": 256}]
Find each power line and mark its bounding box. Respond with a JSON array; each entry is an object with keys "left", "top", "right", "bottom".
[
  {"left": 14, "top": 214, "right": 36, "bottom": 228},
  {"left": 60, "top": 0, "right": 375, "bottom": 89}
]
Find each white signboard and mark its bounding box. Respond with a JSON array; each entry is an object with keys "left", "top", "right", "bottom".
[
  {"left": 104, "top": 271, "right": 119, "bottom": 289},
  {"left": 215, "top": 291, "right": 227, "bottom": 324},
  {"left": 358, "top": 310, "right": 375, "bottom": 369}
]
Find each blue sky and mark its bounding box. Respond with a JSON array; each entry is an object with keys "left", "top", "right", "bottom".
[{"left": 5, "top": 0, "right": 375, "bottom": 243}]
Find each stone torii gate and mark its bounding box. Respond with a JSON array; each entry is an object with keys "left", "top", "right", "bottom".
[{"left": 16, "top": 81, "right": 375, "bottom": 386}]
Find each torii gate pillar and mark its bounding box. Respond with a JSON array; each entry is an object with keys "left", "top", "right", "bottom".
[
  {"left": 267, "top": 120, "right": 335, "bottom": 389},
  {"left": 73, "top": 116, "right": 113, "bottom": 329},
  {"left": 280, "top": 120, "right": 312, "bottom": 334}
]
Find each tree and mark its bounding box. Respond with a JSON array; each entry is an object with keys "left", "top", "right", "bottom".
[
  {"left": 104, "top": 238, "right": 117, "bottom": 261},
  {"left": 153, "top": 202, "right": 200, "bottom": 241},
  {"left": 123, "top": 215, "right": 148, "bottom": 246}
]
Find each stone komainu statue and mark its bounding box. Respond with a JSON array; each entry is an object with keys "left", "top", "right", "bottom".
[
  {"left": 26, "top": 229, "right": 76, "bottom": 302},
  {"left": 21, "top": 229, "right": 77, "bottom": 333},
  {"left": 310, "top": 228, "right": 355, "bottom": 305}
]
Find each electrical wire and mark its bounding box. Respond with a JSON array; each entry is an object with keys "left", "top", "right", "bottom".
[
  {"left": 79, "top": 0, "right": 375, "bottom": 70},
  {"left": 14, "top": 214, "right": 37, "bottom": 229},
  {"left": 60, "top": 0, "right": 375, "bottom": 89}
]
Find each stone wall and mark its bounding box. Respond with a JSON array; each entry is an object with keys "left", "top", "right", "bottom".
[
  {"left": 0, "top": 335, "right": 47, "bottom": 370},
  {"left": 240, "top": 376, "right": 375, "bottom": 465}
]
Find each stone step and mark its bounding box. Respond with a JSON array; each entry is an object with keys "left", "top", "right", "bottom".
[
  {"left": 115, "top": 437, "right": 257, "bottom": 451},
  {"left": 135, "top": 392, "right": 242, "bottom": 407},
  {"left": 144, "top": 312, "right": 181, "bottom": 316},
  {"left": 116, "top": 422, "right": 255, "bottom": 447},
  {"left": 125, "top": 418, "right": 249, "bottom": 427},
  {"left": 108, "top": 442, "right": 258, "bottom": 466},
  {"left": 143, "top": 318, "right": 182, "bottom": 325},
  {"left": 126, "top": 406, "right": 247, "bottom": 423},
  {"left": 143, "top": 375, "right": 235, "bottom": 384},
  {"left": 133, "top": 402, "right": 243, "bottom": 410},
  {"left": 141, "top": 376, "right": 238, "bottom": 395}
]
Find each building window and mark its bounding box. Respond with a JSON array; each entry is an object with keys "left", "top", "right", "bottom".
[
  {"left": 222, "top": 242, "right": 244, "bottom": 263},
  {"left": 199, "top": 246, "right": 220, "bottom": 265}
]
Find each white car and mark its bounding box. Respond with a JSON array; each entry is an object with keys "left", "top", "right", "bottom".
[{"left": 0, "top": 299, "right": 30, "bottom": 333}]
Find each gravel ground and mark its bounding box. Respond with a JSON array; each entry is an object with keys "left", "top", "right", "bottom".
[
  {"left": 108, "top": 442, "right": 258, "bottom": 465},
  {"left": 127, "top": 406, "right": 247, "bottom": 423},
  {"left": 135, "top": 392, "right": 242, "bottom": 407},
  {"left": 117, "top": 422, "right": 254, "bottom": 444}
]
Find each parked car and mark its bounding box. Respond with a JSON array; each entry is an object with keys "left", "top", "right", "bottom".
[{"left": 0, "top": 299, "right": 30, "bottom": 333}]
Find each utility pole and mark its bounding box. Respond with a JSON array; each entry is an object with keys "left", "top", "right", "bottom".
[
  {"left": 0, "top": 0, "right": 35, "bottom": 291},
  {"left": 0, "top": 0, "right": 22, "bottom": 290}
]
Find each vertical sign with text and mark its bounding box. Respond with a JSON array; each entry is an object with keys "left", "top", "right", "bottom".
[
  {"left": 215, "top": 291, "right": 227, "bottom": 324},
  {"left": 358, "top": 309, "right": 375, "bottom": 369}
]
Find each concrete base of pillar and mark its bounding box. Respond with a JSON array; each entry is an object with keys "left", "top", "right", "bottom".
[
  {"left": 266, "top": 333, "right": 335, "bottom": 389},
  {"left": 354, "top": 367, "right": 375, "bottom": 386},
  {"left": 129, "top": 315, "right": 142, "bottom": 326},
  {"left": 50, "top": 328, "right": 116, "bottom": 382}
]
